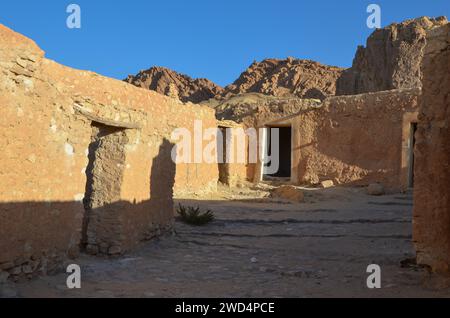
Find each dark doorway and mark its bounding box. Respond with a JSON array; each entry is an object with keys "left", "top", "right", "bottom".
[
  {"left": 408, "top": 123, "right": 418, "bottom": 188},
  {"left": 264, "top": 126, "right": 292, "bottom": 179},
  {"left": 218, "top": 127, "right": 229, "bottom": 185}
]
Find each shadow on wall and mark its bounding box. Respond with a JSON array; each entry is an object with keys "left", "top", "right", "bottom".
[
  {"left": 84, "top": 137, "right": 177, "bottom": 255},
  {"left": 150, "top": 138, "right": 176, "bottom": 210},
  {"left": 0, "top": 200, "right": 92, "bottom": 279},
  {"left": 0, "top": 139, "right": 178, "bottom": 277},
  {"left": 0, "top": 200, "right": 169, "bottom": 277},
  {"left": 125, "top": 137, "right": 177, "bottom": 246}
]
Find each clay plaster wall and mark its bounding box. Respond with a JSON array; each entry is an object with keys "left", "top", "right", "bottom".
[
  {"left": 222, "top": 96, "right": 322, "bottom": 184},
  {"left": 217, "top": 121, "right": 249, "bottom": 188},
  {"left": 295, "top": 89, "right": 420, "bottom": 190},
  {"left": 256, "top": 89, "right": 420, "bottom": 190},
  {"left": 0, "top": 24, "right": 218, "bottom": 278},
  {"left": 413, "top": 24, "right": 450, "bottom": 273},
  {"left": 296, "top": 89, "right": 419, "bottom": 190}
]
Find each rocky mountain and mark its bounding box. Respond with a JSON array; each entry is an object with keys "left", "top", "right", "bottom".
[
  {"left": 124, "top": 66, "right": 224, "bottom": 104},
  {"left": 223, "top": 58, "right": 344, "bottom": 100},
  {"left": 124, "top": 16, "right": 448, "bottom": 104},
  {"left": 336, "top": 16, "right": 448, "bottom": 95},
  {"left": 125, "top": 58, "right": 344, "bottom": 104}
]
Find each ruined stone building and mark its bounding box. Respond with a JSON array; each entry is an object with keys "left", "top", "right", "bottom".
[
  {"left": 250, "top": 89, "right": 420, "bottom": 191},
  {"left": 259, "top": 24, "right": 449, "bottom": 274},
  {"left": 207, "top": 21, "right": 450, "bottom": 273},
  {"left": 207, "top": 88, "right": 420, "bottom": 192},
  {"left": 0, "top": 16, "right": 449, "bottom": 281},
  {"left": 206, "top": 17, "right": 448, "bottom": 194},
  {"left": 0, "top": 24, "right": 218, "bottom": 277}
]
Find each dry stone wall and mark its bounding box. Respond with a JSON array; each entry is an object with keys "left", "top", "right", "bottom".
[
  {"left": 0, "top": 24, "right": 219, "bottom": 280},
  {"left": 273, "top": 89, "right": 420, "bottom": 190},
  {"left": 413, "top": 24, "right": 450, "bottom": 273}
]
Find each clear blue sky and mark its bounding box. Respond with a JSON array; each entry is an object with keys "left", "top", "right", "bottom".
[{"left": 0, "top": 1, "right": 448, "bottom": 86}]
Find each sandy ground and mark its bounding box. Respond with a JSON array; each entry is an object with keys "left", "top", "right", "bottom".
[{"left": 3, "top": 185, "right": 450, "bottom": 298}]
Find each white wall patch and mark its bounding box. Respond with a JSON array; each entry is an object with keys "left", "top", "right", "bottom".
[{"left": 65, "top": 143, "right": 75, "bottom": 156}]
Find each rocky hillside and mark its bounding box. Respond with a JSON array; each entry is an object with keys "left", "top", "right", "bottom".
[
  {"left": 125, "top": 59, "right": 343, "bottom": 104},
  {"left": 336, "top": 16, "right": 448, "bottom": 95},
  {"left": 204, "top": 93, "right": 321, "bottom": 127},
  {"left": 223, "top": 58, "right": 344, "bottom": 100},
  {"left": 124, "top": 66, "right": 224, "bottom": 104}
]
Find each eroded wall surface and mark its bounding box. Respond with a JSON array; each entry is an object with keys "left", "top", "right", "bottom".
[
  {"left": 289, "top": 89, "right": 419, "bottom": 190},
  {"left": 214, "top": 94, "right": 322, "bottom": 184},
  {"left": 413, "top": 24, "right": 450, "bottom": 273},
  {"left": 216, "top": 121, "right": 249, "bottom": 188},
  {"left": 0, "top": 24, "right": 218, "bottom": 279}
]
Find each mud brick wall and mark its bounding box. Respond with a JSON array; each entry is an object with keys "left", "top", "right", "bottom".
[
  {"left": 289, "top": 89, "right": 419, "bottom": 190},
  {"left": 171, "top": 116, "right": 220, "bottom": 197},
  {"left": 216, "top": 121, "right": 249, "bottom": 188},
  {"left": 0, "top": 25, "right": 90, "bottom": 278},
  {"left": 413, "top": 24, "right": 450, "bottom": 273},
  {"left": 0, "top": 24, "right": 219, "bottom": 279}
]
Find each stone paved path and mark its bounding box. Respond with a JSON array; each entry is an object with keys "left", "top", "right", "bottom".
[{"left": 5, "top": 187, "right": 450, "bottom": 298}]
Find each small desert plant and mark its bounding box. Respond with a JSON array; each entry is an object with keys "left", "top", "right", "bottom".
[{"left": 177, "top": 204, "right": 214, "bottom": 226}]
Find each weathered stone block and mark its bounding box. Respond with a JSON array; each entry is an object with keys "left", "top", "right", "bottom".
[
  {"left": 320, "top": 180, "right": 334, "bottom": 189},
  {"left": 271, "top": 185, "right": 304, "bottom": 203}
]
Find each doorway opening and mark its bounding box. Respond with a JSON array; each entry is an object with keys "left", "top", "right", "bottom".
[
  {"left": 82, "top": 122, "right": 129, "bottom": 254},
  {"left": 218, "top": 127, "right": 230, "bottom": 185},
  {"left": 263, "top": 126, "right": 292, "bottom": 180},
  {"left": 408, "top": 122, "right": 417, "bottom": 188}
]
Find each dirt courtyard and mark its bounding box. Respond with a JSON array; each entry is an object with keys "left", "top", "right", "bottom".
[{"left": 3, "top": 185, "right": 450, "bottom": 298}]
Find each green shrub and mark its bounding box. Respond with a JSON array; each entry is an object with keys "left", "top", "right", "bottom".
[{"left": 177, "top": 204, "right": 214, "bottom": 226}]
